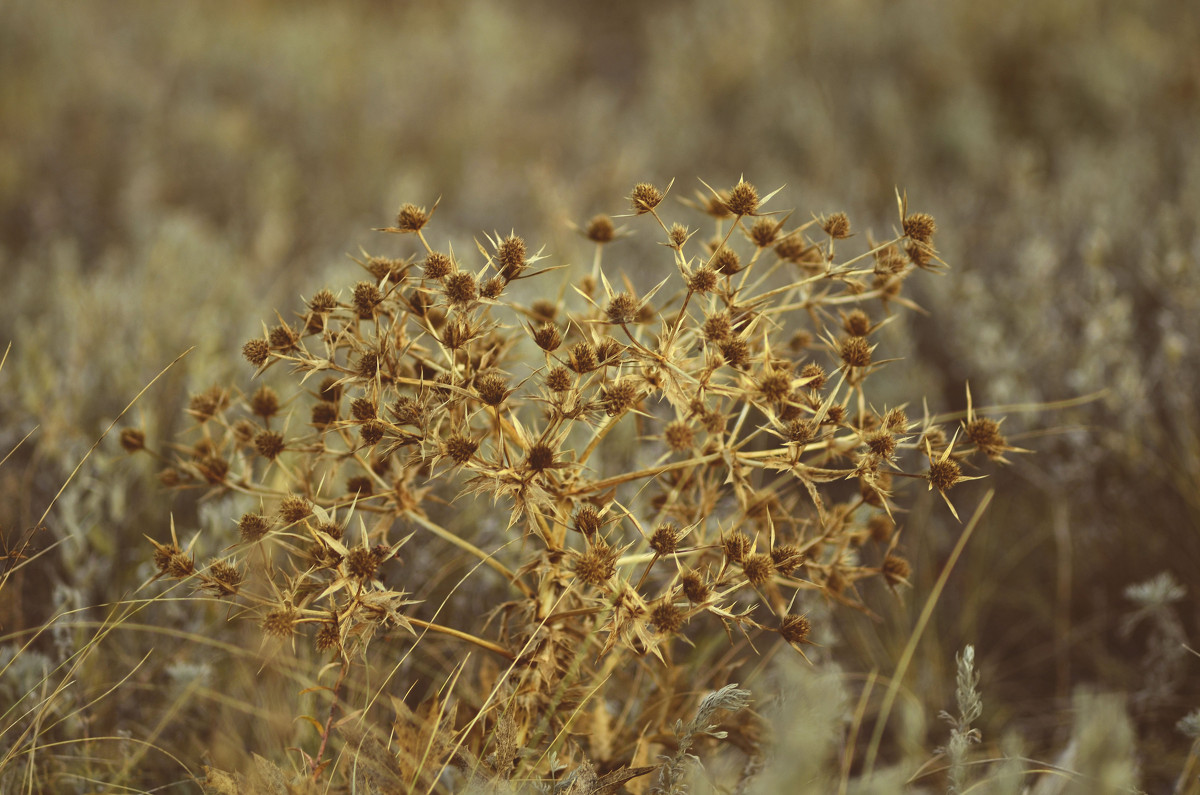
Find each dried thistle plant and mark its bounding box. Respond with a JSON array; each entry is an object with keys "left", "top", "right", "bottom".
[{"left": 131, "top": 180, "right": 1017, "bottom": 790}]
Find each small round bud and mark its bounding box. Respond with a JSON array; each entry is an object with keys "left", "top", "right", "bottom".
[
  {"left": 532, "top": 322, "right": 562, "bottom": 352},
  {"left": 545, "top": 366, "right": 572, "bottom": 392},
  {"left": 928, "top": 457, "right": 963, "bottom": 492},
  {"left": 346, "top": 547, "right": 381, "bottom": 580},
  {"left": 443, "top": 271, "right": 478, "bottom": 307},
  {"left": 496, "top": 235, "right": 527, "bottom": 281},
  {"left": 360, "top": 419, "right": 386, "bottom": 446},
  {"left": 800, "top": 362, "right": 827, "bottom": 390},
  {"left": 663, "top": 420, "right": 695, "bottom": 452},
  {"left": 239, "top": 513, "right": 272, "bottom": 543},
  {"left": 119, "top": 428, "right": 145, "bottom": 453},
  {"left": 840, "top": 336, "right": 872, "bottom": 368},
  {"left": 712, "top": 247, "right": 741, "bottom": 276},
  {"left": 725, "top": 180, "right": 759, "bottom": 216},
  {"left": 688, "top": 266, "right": 718, "bottom": 293},
  {"left": 262, "top": 606, "right": 299, "bottom": 637},
  {"left": 882, "top": 554, "right": 911, "bottom": 586},
  {"left": 649, "top": 523, "right": 680, "bottom": 556},
  {"left": 902, "top": 212, "right": 937, "bottom": 245},
  {"left": 722, "top": 531, "right": 752, "bottom": 563},
  {"left": 681, "top": 569, "right": 710, "bottom": 603},
  {"left": 574, "top": 540, "right": 618, "bottom": 586},
  {"left": 843, "top": 310, "right": 871, "bottom": 337},
  {"left": 605, "top": 292, "right": 639, "bottom": 325},
  {"left": 475, "top": 373, "right": 510, "bottom": 407},
  {"left": 444, "top": 433, "right": 479, "bottom": 464},
  {"left": 780, "top": 614, "right": 811, "bottom": 645},
  {"left": 573, "top": 505, "right": 604, "bottom": 537},
  {"left": 650, "top": 600, "right": 686, "bottom": 634},
  {"left": 395, "top": 203, "right": 430, "bottom": 232},
  {"left": 254, "top": 430, "right": 285, "bottom": 460},
  {"left": 250, "top": 385, "right": 280, "bottom": 419},
  {"left": 423, "top": 252, "right": 453, "bottom": 280},
  {"left": 311, "top": 401, "right": 337, "bottom": 427}
]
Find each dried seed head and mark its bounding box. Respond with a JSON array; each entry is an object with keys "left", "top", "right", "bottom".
[
  {"left": 742, "top": 553, "right": 774, "bottom": 586},
  {"left": 601, "top": 379, "right": 640, "bottom": 416},
  {"left": 584, "top": 214, "right": 616, "bottom": 244},
  {"left": 867, "top": 513, "right": 895, "bottom": 543},
  {"left": 630, "top": 182, "right": 664, "bottom": 214},
  {"left": 158, "top": 467, "right": 182, "bottom": 487},
  {"left": 883, "top": 407, "right": 909, "bottom": 431},
  {"left": 530, "top": 300, "right": 558, "bottom": 322},
  {"left": 840, "top": 336, "right": 872, "bottom": 368},
  {"left": 573, "top": 505, "right": 604, "bottom": 537},
  {"left": 568, "top": 341, "right": 599, "bottom": 374},
  {"left": 525, "top": 442, "right": 556, "bottom": 472},
  {"left": 786, "top": 418, "right": 817, "bottom": 446},
  {"left": 779, "top": 614, "right": 811, "bottom": 645},
  {"left": 197, "top": 455, "right": 229, "bottom": 484},
  {"left": 758, "top": 371, "right": 791, "bottom": 403},
  {"left": 771, "top": 545, "right": 805, "bottom": 575},
  {"left": 262, "top": 605, "right": 298, "bottom": 637},
  {"left": 597, "top": 337, "right": 624, "bottom": 363},
  {"left": 688, "top": 266, "right": 718, "bottom": 293},
  {"left": 189, "top": 386, "right": 229, "bottom": 423},
  {"left": 574, "top": 540, "right": 618, "bottom": 586},
  {"left": 423, "top": 251, "right": 453, "bottom": 280},
  {"left": 443, "top": 271, "right": 478, "bottom": 307},
  {"left": 861, "top": 471, "right": 893, "bottom": 507},
  {"left": 865, "top": 428, "right": 897, "bottom": 458},
  {"left": 389, "top": 396, "right": 422, "bottom": 426},
  {"left": 800, "top": 362, "right": 827, "bottom": 390},
  {"left": 701, "top": 408, "right": 728, "bottom": 434},
  {"left": 279, "top": 495, "right": 312, "bottom": 524},
  {"left": 496, "top": 234, "right": 527, "bottom": 281},
  {"left": 239, "top": 512, "right": 271, "bottom": 543},
  {"left": 681, "top": 569, "right": 710, "bottom": 603},
  {"left": 205, "top": 560, "right": 243, "bottom": 595},
  {"left": 928, "top": 456, "right": 963, "bottom": 492},
  {"left": 749, "top": 217, "right": 782, "bottom": 247},
  {"left": 395, "top": 203, "right": 431, "bottom": 232},
  {"left": 669, "top": 223, "right": 690, "bottom": 248},
  {"left": 246, "top": 386, "right": 278, "bottom": 420},
  {"left": 824, "top": 404, "right": 847, "bottom": 425},
  {"left": 311, "top": 402, "right": 337, "bottom": 427},
  {"left": 346, "top": 547, "right": 381, "bottom": 580},
  {"left": 243, "top": 338, "right": 270, "bottom": 367},
  {"left": 269, "top": 324, "right": 299, "bottom": 351},
  {"left": 650, "top": 600, "right": 686, "bottom": 634},
  {"left": 843, "top": 309, "right": 871, "bottom": 337},
  {"left": 475, "top": 373, "right": 510, "bottom": 407},
  {"left": 360, "top": 419, "right": 386, "bottom": 446},
  {"left": 545, "top": 366, "right": 572, "bottom": 392},
  {"left": 346, "top": 476, "right": 373, "bottom": 496},
  {"left": 353, "top": 281, "right": 383, "bottom": 317},
  {"left": 821, "top": 212, "right": 851, "bottom": 239},
  {"left": 902, "top": 212, "right": 937, "bottom": 245},
  {"left": 702, "top": 312, "right": 734, "bottom": 343},
  {"left": 722, "top": 531, "right": 752, "bottom": 563},
  {"left": 875, "top": 244, "right": 908, "bottom": 275},
  {"left": 605, "top": 292, "right": 639, "bottom": 325},
  {"left": 966, "top": 417, "right": 1005, "bottom": 452},
  {"left": 119, "top": 428, "right": 145, "bottom": 453},
  {"left": 307, "top": 288, "right": 338, "bottom": 314},
  {"left": 650, "top": 523, "right": 680, "bottom": 556},
  {"left": 444, "top": 433, "right": 479, "bottom": 464},
  {"left": 315, "top": 622, "right": 340, "bottom": 652},
  {"left": 254, "top": 430, "right": 285, "bottom": 460},
  {"left": 366, "top": 256, "right": 406, "bottom": 283},
  {"left": 719, "top": 337, "right": 750, "bottom": 369},
  {"left": 480, "top": 275, "right": 506, "bottom": 299},
  {"left": 774, "top": 235, "right": 807, "bottom": 263},
  {"left": 712, "top": 246, "right": 742, "bottom": 276},
  {"left": 663, "top": 420, "right": 695, "bottom": 453},
  {"left": 356, "top": 351, "right": 379, "bottom": 379},
  {"left": 725, "top": 179, "right": 760, "bottom": 216},
  {"left": 531, "top": 322, "right": 562, "bottom": 352},
  {"left": 906, "top": 241, "right": 934, "bottom": 269},
  {"left": 882, "top": 554, "right": 911, "bottom": 586}
]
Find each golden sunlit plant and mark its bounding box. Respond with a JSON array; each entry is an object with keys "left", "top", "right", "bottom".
[{"left": 135, "top": 180, "right": 1017, "bottom": 791}]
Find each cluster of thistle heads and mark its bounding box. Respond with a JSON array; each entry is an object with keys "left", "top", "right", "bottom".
[{"left": 131, "top": 176, "right": 1017, "bottom": 780}]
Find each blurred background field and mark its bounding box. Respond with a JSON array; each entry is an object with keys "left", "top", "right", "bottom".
[{"left": 1, "top": 0, "right": 1198, "bottom": 791}]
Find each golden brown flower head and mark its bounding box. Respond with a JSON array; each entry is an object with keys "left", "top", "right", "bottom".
[
  {"left": 843, "top": 309, "right": 871, "bottom": 337},
  {"left": 475, "top": 373, "right": 510, "bottom": 407},
  {"left": 525, "top": 442, "right": 556, "bottom": 472},
  {"left": 249, "top": 385, "right": 280, "bottom": 419},
  {"left": 545, "top": 366, "right": 572, "bottom": 392},
  {"left": 119, "top": 428, "right": 145, "bottom": 453},
  {"left": 719, "top": 337, "right": 751, "bottom": 369},
  {"left": 262, "top": 605, "right": 299, "bottom": 638},
  {"left": 649, "top": 523, "right": 680, "bottom": 556},
  {"left": 243, "top": 338, "right": 269, "bottom": 367},
  {"left": 444, "top": 433, "right": 479, "bottom": 464},
  {"left": 821, "top": 212, "right": 851, "bottom": 239},
  {"left": 840, "top": 336, "right": 872, "bottom": 368},
  {"left": 496, "top": 234, "right": 527, "bottom": 281},
  {"left": 278, "top": 495, "right": 312, "bottom": 525},
  {"left": 663, "top": 420, "right": 695, "bottom": 453},
  {"left": 574, "top": 540, "right": 619, "bottom": 586},
  {"left": 311, "top": 402, "right": 337, "bottom": 427},
  {"left": 712, "top": 247, "right": 742, "bottom": 276},
  {"left": 605, "top": 292, "right": 639, "bottom": 325},
  {"left": 584, "top": 214, "right": 616, "bottom": 244},
  {"left": 688, "top": 266, "right": 718, "bottom": 294},
  {"left": 928, "top": 456, "right": 963, "bottom": 492},
  {"left": 395, "top": 202, "right": 431, "bottom": 232},
  {"left": 771, "top": 545, "right": 805, "bottom": 575},
  {"left": 360, "top": 419, "right": 386, "bottom": 446},
  {"left": 681, "top": 569, "right": 710, "bottom": 603},
  {"left": 650, "top": 600, "right": 686, "bottom": 634},
  {"left": 308, "top": 288, "right": 338, "bottom": 314},
  {"left": 903, "top": 212, "right": 937, "bottom": 245},
  {"left": 779, "top": 614, "right": 811, "bottom": 645},
  {"left": 865, "top": 428, "right": 897, "bottom": 459},
  {"left": 353, "top": 281, "right": 383, "bottom": 317},
  {"left": 668, "top": 223, "right": 690, "bottom": 248},
  {"left": 532, "top": 322, "right": 562, "bottom": 352},
  {"left": 346, "top": 547, "right": 381, "bottom": 580},
  {"left": 882, "top": 554, "right": 911, "bottom": 586},
  {"left": 269, "top": 324, "right": 299, "bottom": 351},
  {"left": 749, "top": 217, "right": 782, "bottom": 247},
  {"left": 868, "top": 513, "right": 895, "bottom": 543},
  {"left": 443, "top": 271, "right": 478, "bottom": 307},
  {"left": 601, "top": 379, "right": 640, "bottom": 416},
  {"left": 630, "top": 182, "right": 664, "bottom": 214},
  {"left": 567, "top": 341, "right": 599, "bottom": 374},
  {"left": 725, "top": 180, "right": 760, "bottom": 216},
  {"left": 757, "top": 370, "right": 791, "bottom": 404},
  {"left": 573, "top": 504, "right": 604, "bottom": 538},
  {"left": 255, "top": 430, "right": 285, "bottom": 460},
  {"left": 722, "top": 531, "right": 752, "bottom": 563},
  {"left": 423, "top": 251, "right": 453, "bottom": 280},
  {"left": 741, "top": 553, "right": 774, "bottom": 586}
]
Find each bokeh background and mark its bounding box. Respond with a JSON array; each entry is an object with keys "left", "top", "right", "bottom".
[{"left": 2, "top": 0, "right": 1197, "bottom": 789}]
